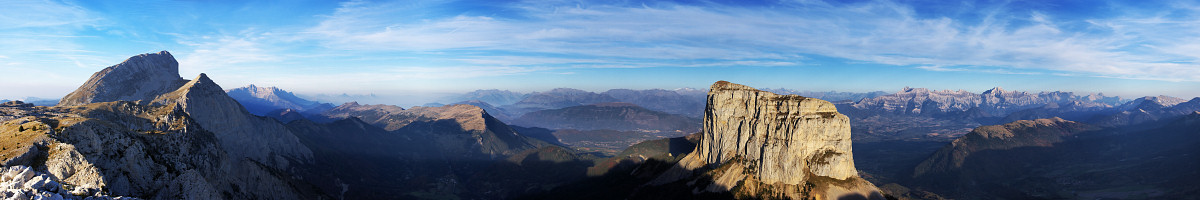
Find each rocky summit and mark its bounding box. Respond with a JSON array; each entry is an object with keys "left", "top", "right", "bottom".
[
  {"left": 648, "top": 81, "right": 882, "bottom": 199},
  {"left": 1, "top": 51, "right": 321, "bottom": 199},
  {"left": 58, "top": 51, "right": 186, "bottom": 107}
]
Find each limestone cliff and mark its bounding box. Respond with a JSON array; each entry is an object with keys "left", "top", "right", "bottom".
[
  {"left": 153, "top": 74, "right": 313, "bottom": 168},
  {"left": 0, "top": 51, "right": 323, "bottom": 199},
  {"left": 649, "top": 81, "right": 882, "bottom": 199},
  {"left": 59, "top": 51, "right": 186, "bottom": 107}
]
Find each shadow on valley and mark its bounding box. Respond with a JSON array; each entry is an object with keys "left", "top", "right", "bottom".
[
  {"left": 287, "top": 116, "right": 611, "bottom": 199},
  {"left": 517, "top": 136, "right": 720, "bottom": 200},
  {"left": 902, "top": 114, "right": 1200, "bottom": 199}
]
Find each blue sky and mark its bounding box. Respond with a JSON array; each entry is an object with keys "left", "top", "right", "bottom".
[{"left": 2, "top": 0, "right": 1200, "bottom": 105}]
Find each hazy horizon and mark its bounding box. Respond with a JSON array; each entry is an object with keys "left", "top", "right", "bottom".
[{"left": 4, "top": 0, "right": 1200, "bottom": 102}]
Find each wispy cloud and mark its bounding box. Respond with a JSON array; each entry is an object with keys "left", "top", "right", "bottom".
[
  {"left": 0, "top": 0, "right": 117, "bottom": 98},
  {"left": 176, "top": 31, "right": 285, "bottom": 73},
  {"left": 290, "top": 0, "right": 1200, "bottom": 81}
]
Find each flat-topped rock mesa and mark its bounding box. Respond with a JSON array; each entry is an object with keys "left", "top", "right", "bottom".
[
  {"left": 698, "top": 81, "right": 857, "bottom": 182},
  {"left": 651, "top": 81, "right": 882, "bottom": 199},
  {"left": 59, "top": 51, "right": 187, "bottom": 107}
]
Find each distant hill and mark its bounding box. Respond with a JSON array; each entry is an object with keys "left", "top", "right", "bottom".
[
  {"left": 321, "top": 102, "right": 548, "bottom": 158},
  {"left": 913, "top": 118, "right": 1097, "bottom": 178},
  {"left": 908, "top": 114, "right": 1200, "bottom": 199},
  {"left": 602, "top": 89, "right": 706, "bottom": 117},
  {"left": 500, "top": 88, "right": 620, "bottom": 116},
  {"left": 510, "top": 102, "right": 701, "bottom": 133},
  {"left": 441, "top": 89, "right": 529, "bottom": 106}
]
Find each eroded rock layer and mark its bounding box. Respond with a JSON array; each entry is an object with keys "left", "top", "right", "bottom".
[
  {"left": 651, "top": 81, "right": 882, "bottom": 200},
  {"left": 697, "top": 81, "right": 857, "bottom": 184}
]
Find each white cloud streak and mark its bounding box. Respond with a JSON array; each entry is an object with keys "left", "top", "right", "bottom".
[{"left": 290, "top": 0, "right": 1200, "bottom": 81}]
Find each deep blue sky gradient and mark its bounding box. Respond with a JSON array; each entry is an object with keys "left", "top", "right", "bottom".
[{"left": 2, "top": 0, "right": 1199, "bottom": 106}]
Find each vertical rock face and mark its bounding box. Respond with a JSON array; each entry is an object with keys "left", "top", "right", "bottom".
[
  {"left": 697, "top": 81, "right": 857, "bottom": 184},
  {"left": 646, "top": 81, "right": 881, "bottom": 199},
  {"left": 16, "top": 51, "right": 320, "bottom": 199},
  {"left": 59, "top": 51, "right": 186, "bottom": 107},
  {"left": 154, "top": 74, "right": 313, "bottom": 168}
]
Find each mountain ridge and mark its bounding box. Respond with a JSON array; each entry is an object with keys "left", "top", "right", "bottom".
[
  {"left": 227, "top": 84, "right": 333, "bottom": 116},
  {"left": 59, "top": 51, "right": 186, "bottom": 107}
]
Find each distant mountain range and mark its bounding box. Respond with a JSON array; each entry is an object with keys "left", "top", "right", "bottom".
[
  {"left": 500, "top": 88, "right": 621, "bottom": 116},
  {"left": 848, "top": 86, "right": 1126, "bottom": 117},
  {"left": 441, "top": 89, "right": 529, "bottom": 106},
  {"left": 761, "top": 88, "right": 889, "bottom": 102},
  {"left": 510, "top": 102, "right": 700, "bottom": 133},
  {"left": 226, "top": 84, "right": 334, "bottom": 116},
  {"left": 0, "top": 97, "right": 59, "bottom": 106}
]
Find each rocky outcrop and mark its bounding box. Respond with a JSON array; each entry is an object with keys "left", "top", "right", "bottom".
[
  {"left": 59, "top": 51, "right": 186, "bottom": 107},
  {"left": 649, "top": 81, "right": 881, "bottom": 199},
  {"left": 696, "top": 81, "right": 858, "bottom": 183},
  {"left": 451, "top": 100, "right": 513, "bottom": 122},
  {"left": 10, "top": 51, "right": 324, "bottom": 199},
  {"left": 0, "top": 101, "right": 226, "bottom": 199},
  {"left": 153, "top": 74, "right": 312, "bottom": 168},
  {"left": 1, "top": 165, "right": 130, "bottom": 199}
]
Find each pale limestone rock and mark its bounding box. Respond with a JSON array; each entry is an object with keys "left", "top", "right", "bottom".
[
  {"left": 655, "top": 81, "right": 882, "bottom": 199},
  {"left": 58, "top": 51, "right": 186, "bottom": 107},
  {"left": 153, "top": 73, "right": 313, "bottom": 168},
  {"left": 0, "top": 165, "right": 133, "bottom": 199},
  {"left": 8, "top": 51, "right": 315, "bottom": 199},
  {"left": 44, "top": 144, "right": 105, "bottom": 193},
  {"left": 697, "top": 81, "right": 857, "bottom": 183}
]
